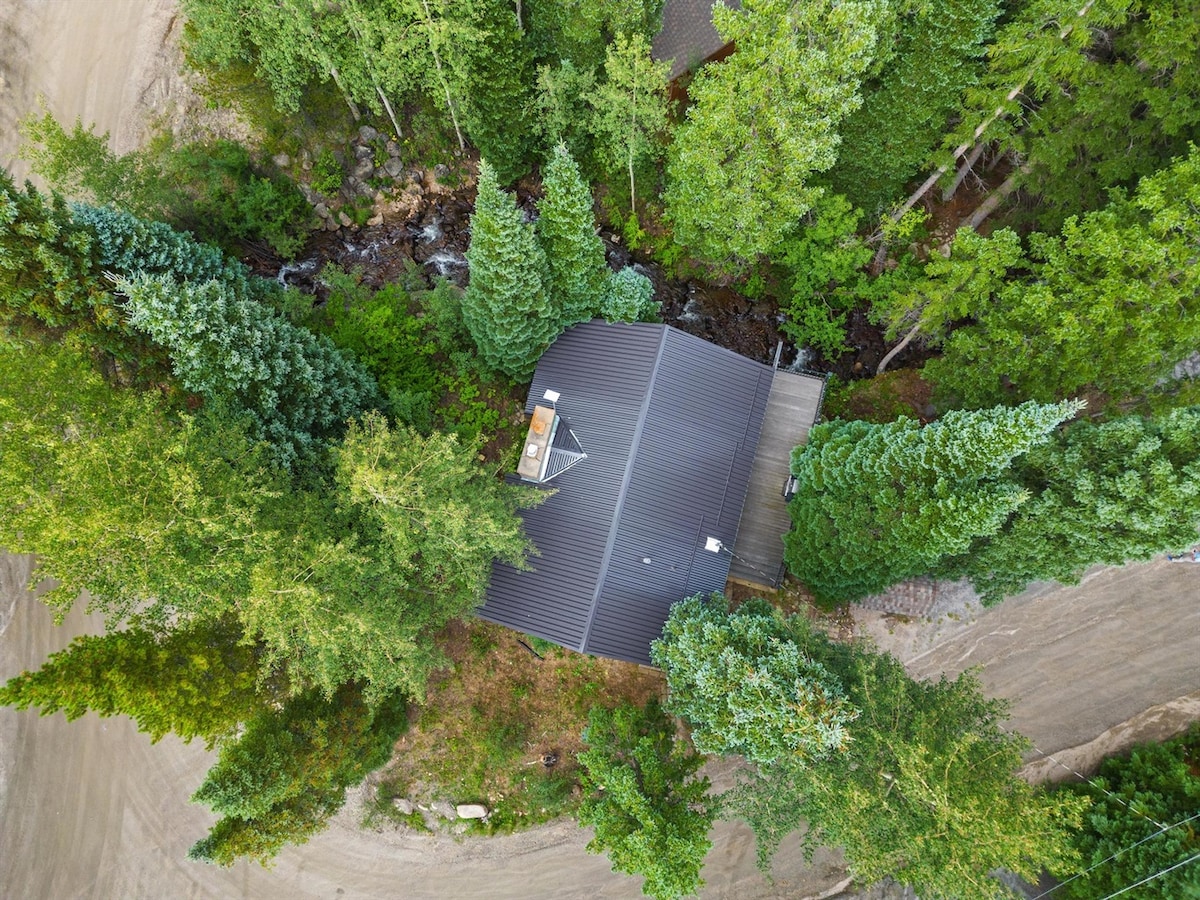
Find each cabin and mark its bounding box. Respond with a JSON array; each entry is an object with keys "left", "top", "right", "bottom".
[
  {"left": 651, "top": 0, "right": 742, "bottom": 83},
  {"left": 478, "top": 321, "right": 824, "bottom": 665}
]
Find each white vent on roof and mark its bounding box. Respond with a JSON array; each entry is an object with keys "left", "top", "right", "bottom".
[{"left": 704, "top": 537, "right": 724, "bottom": 553}]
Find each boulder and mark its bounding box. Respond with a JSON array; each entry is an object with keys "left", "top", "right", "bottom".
[
  {"left": 392, "top": 798, "right": 415, "bottom": 815},
  {"left": 429, "top": 799, "right": 456, "bottom": 820},
  {"left": 367, "top": 213, "right": 384, "bottom": 227},
  {"left": 353, "top": 157, "right": 375, "bottom": 180},
  {"left": 338, "top": 210, "right": 352, "bottom": 228},
  {"left": 456, "top": 803, "right": 488, "bottom": 820},
  {"left": 313, "top": 202, "right": 329, "bottom": 219},
  {"left": 384, "top": 157, "right": 405, "bottom": 179},
  {"left": 358, "top": 124, "right": 379, "bottom": 143}
]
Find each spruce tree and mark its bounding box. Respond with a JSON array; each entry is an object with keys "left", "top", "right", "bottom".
[
  {"left": 461, "top": 160, "right": 558, "bottom": 379},
  {"left": 0, "top": 618, "right": 261, "bottom": 748},
  {"left": 943, "top": 408, "right": 1200, "bottom": 603},
  {"left": 783, "top": 399, "right": 1083, "bottom": 604},
  {"left": 536, "top": 144, "right": 607, "bottom": 325}
]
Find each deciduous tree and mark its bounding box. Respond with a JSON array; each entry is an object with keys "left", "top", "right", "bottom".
[
  {"left": 577, "top": 700, "right": 717, "bottom": 900},
  {"left": 650, "top": 596, "right": 855, "bottom": 764},
  {"left": 664, "top": 0, "right": 882, "bottom": 269}
]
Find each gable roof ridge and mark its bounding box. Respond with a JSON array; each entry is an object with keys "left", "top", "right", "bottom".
[{"left": 578, "top": 324, "right": 670, "bottom": 653}]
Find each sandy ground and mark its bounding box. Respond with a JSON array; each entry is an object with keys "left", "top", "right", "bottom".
[{"left": 3, "top": 551, "right": 1197, "bottom": 899}]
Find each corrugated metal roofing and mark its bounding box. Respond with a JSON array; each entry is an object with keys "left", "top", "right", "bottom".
[
  {"left": 479, "top": 321, "right": 773, "bottom": 665},
  {"left": 651, "top": 0, "right": 742, "bottom": 81}
]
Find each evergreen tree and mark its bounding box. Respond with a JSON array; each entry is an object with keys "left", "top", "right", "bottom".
[
  {"left": 829, "top": 0, "right": 1001, "bottom": 215},
  {"left": 117, "top": 272, "right": 378, "bottom": 469},
  {"left": 461, "top": 160, "right": 558, "bottom": 379},
  {"left": 0, "top": 617, "right": 262, "bottom": 748},
  {"left": 577, "top": 700, "right": 717, "bottom": 900},
  {"left": 783, "top": 399, "right": 1083, "bottom": 604},
  {"left": 190, "top": 683, "right": 409, "bottom": 865},
  {"left": 1055, "top": 725, "right": 1200, "bottom": 899},
  {"left": 536, "top": 144, "right": 608, "bottom": 325},
  {"left": 664, "top": 0, "right": 882, "bottom": 269},
  {"left": 599, "top": 266, "right": 658, "bottom": 323},
  {"left": 943, "top": 408, "right": 1200, "bottom": 604},
  {"left": 924, "top": 146, "right": 1200, "bottom": 407},
  {"left": 650, "top": 596, "right": 856, "bottom": 765}
]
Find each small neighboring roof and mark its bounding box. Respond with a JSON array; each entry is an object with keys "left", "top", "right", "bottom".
[
  {"left": 652, "top": 0, "right": 742, "bottom": 81},
  {"left": 479, "top": 321, "right": 773, "bottom": 665}
]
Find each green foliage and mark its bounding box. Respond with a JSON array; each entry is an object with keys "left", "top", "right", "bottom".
[
  {"left": 586, "top": 32, "right": 672, "bottom": 219},
  {"left": 599, "top": 267, "right": 659, "bottom": 323},
  {"left": 942, "top": 408, "right": 1200, "bottom": 603},
  {"left": 1055, "top": 724, "right": 1200, "bottom": 899},
  {"left": 532, "top": 60, "right": 596, "bottom": 164},
  {"left": 664, "top": 0, "right": 882, "bottom": 270},
  {"left": 190, "top": 683, "right": 409, "bottom": 866},
  {"left": 0, "top": 617, "right": 262, "bottom": 749},
  {"left": 773, "top": 194, "right": 875, "bottom": 360},
  {"left": 577, "top": 700, "right": 717, "bottom": 900},
  {"left": 537, "top": 144, "right": 608, "bottom": 324},
  {"left": 829, "top": 0, "right": 1001, "bottom": 215},
  {"left": 727, "top": 645, "right": 1087, "bottom": 897},
  {"left": 783, "top": 400, "right": 1083, "bottom": 604},
  {"left": 0, "top": 345, "right": 284, "bottom": 623},
  {"left": 462, "top": 160, "right": 558, "bottom": 379},
  {"left": 20, "top": 114, "right": 312, "bottom": 258},
  {"left": 117, "top": 272, "right": 378, "bottom": 469},
  {"left": 450, "top": 0, "right": 536, "bottom": 184},
  {"left": 650, "top": 596, "right": 855, "bottom": 765},
  {"left": 925, "top": 147, "right": 1200, "bottom": 407},
  {"left": 526, "top": 0, "right": 665, "bottom": 73},
  {"left": 311, "top": 148, "right": 344, "bottom": 195}
]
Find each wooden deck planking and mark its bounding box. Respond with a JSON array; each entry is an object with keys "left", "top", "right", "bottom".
[{"left": 729, "top": 371, "right": 824, "bottom": 587}]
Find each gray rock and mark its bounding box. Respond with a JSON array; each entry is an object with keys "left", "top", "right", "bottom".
[
  {"left": 384, "top": 157, "right": 405, "bottom": 179},
  {"left": 367, "top": 213, "right": 384, "bottom": 227},
  {"left": 392, "top": 798, "right": 415, "bottom": 815},
  {"left": 325, "top": 217, "right": 341, "bottom": 232},
  {"left": 354, "top": 143, "right": 373, "bottom": 159},
  {"left": 385, "top": 140, "right": 401, "bottom": 156},
  {"left": 456, "top": 803, "right": 488, "bottom": 819},
  {"left": 313, "top": 202, "right": 329, "bottom": 219},
  {"left": 338, "top": 211, "right": 352, "bottom": 228},
  {"left": 429, "top": 799, "right": 456, "bottom": 820},
  {"left": 272, "top": 152, "right": 291, "bottom": 169},
  {"left": 358, "top": 124, "right": 379, "bottom": 143},
  {"left": 299, "top": 149, "right": 312, "bottom": 171},
  {"left": 353, "top": 157, "right": 375, "bottom": 180},
  {"left": 433, "top": 163, "right": 450, "bottom": 180}
]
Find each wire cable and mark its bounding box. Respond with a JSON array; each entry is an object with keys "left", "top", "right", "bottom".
[{"left": 1092, "top": 851, "right": 1200, "bottom": 900}]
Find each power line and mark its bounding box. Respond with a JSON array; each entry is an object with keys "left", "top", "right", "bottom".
[
  {"left": 1093, "top": 851, "right": 1200, "bottom": 900},
  {"left": 1030, "top": 811, "right": 1200, "bottom": 900}
]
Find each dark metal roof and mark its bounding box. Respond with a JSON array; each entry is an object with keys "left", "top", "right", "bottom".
[
  {"left": 479, "top": 321, "right": 773, "bottom": 665},
  {"left": 651, "top": 0, "right": 741, "bottom": 81}
]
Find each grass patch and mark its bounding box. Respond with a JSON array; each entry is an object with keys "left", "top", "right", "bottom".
[
  {"left": 374, "top": 619, "right": 664, "bottom": 835},
  {"left": 823, "top": 368, "right": 935, "bottom": 423}
]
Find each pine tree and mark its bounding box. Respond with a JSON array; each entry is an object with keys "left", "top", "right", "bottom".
[
  {"left": 599, "top": 266, "right": 657, "bottom": 323},
  {"left": 536, "top": 144, "right": 608, "bottom": 325},
  {"left": 116, "top": 272, "right": 378, "bottom": 469},
  {"left": 0, "top": 617, "right": 262, "bottom": 748},
  {"left": 943, "top": 408, "right": 1200, "bottom": 604},
  {"left": 461, "top": 160, "right": 558, "bottom": 379},
  {"left": 783, "top": 400, "right": 1083, "bottom": 604}
]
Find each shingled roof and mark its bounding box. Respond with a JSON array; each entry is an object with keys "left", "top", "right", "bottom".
[
  {"left": 479, "top": 320, "right": 773, "bottom": 665},
  {"left": 651, "top": 0, "right": 741, "bottom": 81}
]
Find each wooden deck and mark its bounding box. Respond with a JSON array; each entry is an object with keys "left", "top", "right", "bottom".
[{"left": 730, "top": 370, "right": 825, "bottom": 587}]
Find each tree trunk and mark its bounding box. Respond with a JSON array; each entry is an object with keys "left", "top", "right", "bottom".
[
  {"left": 328, "top": 65, "right": 362, "bottom": 121},
  {"left": 877, "top": 320, "right": 923, "bottom": 375},
  {"left": 965, "top": 165, "right": 1030, "bottom": 230},
  {"left": 375, "top": 85, "right": 403, "bottom": 140},
  {"left": 421, "top": 0, "right": 466, "bottom": 151},
  {"left": 943, "top": 143, "right": 986, "bottom": 202},
  {"left": 627, "top": 64, "right": 638, "bottom": 219}
]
